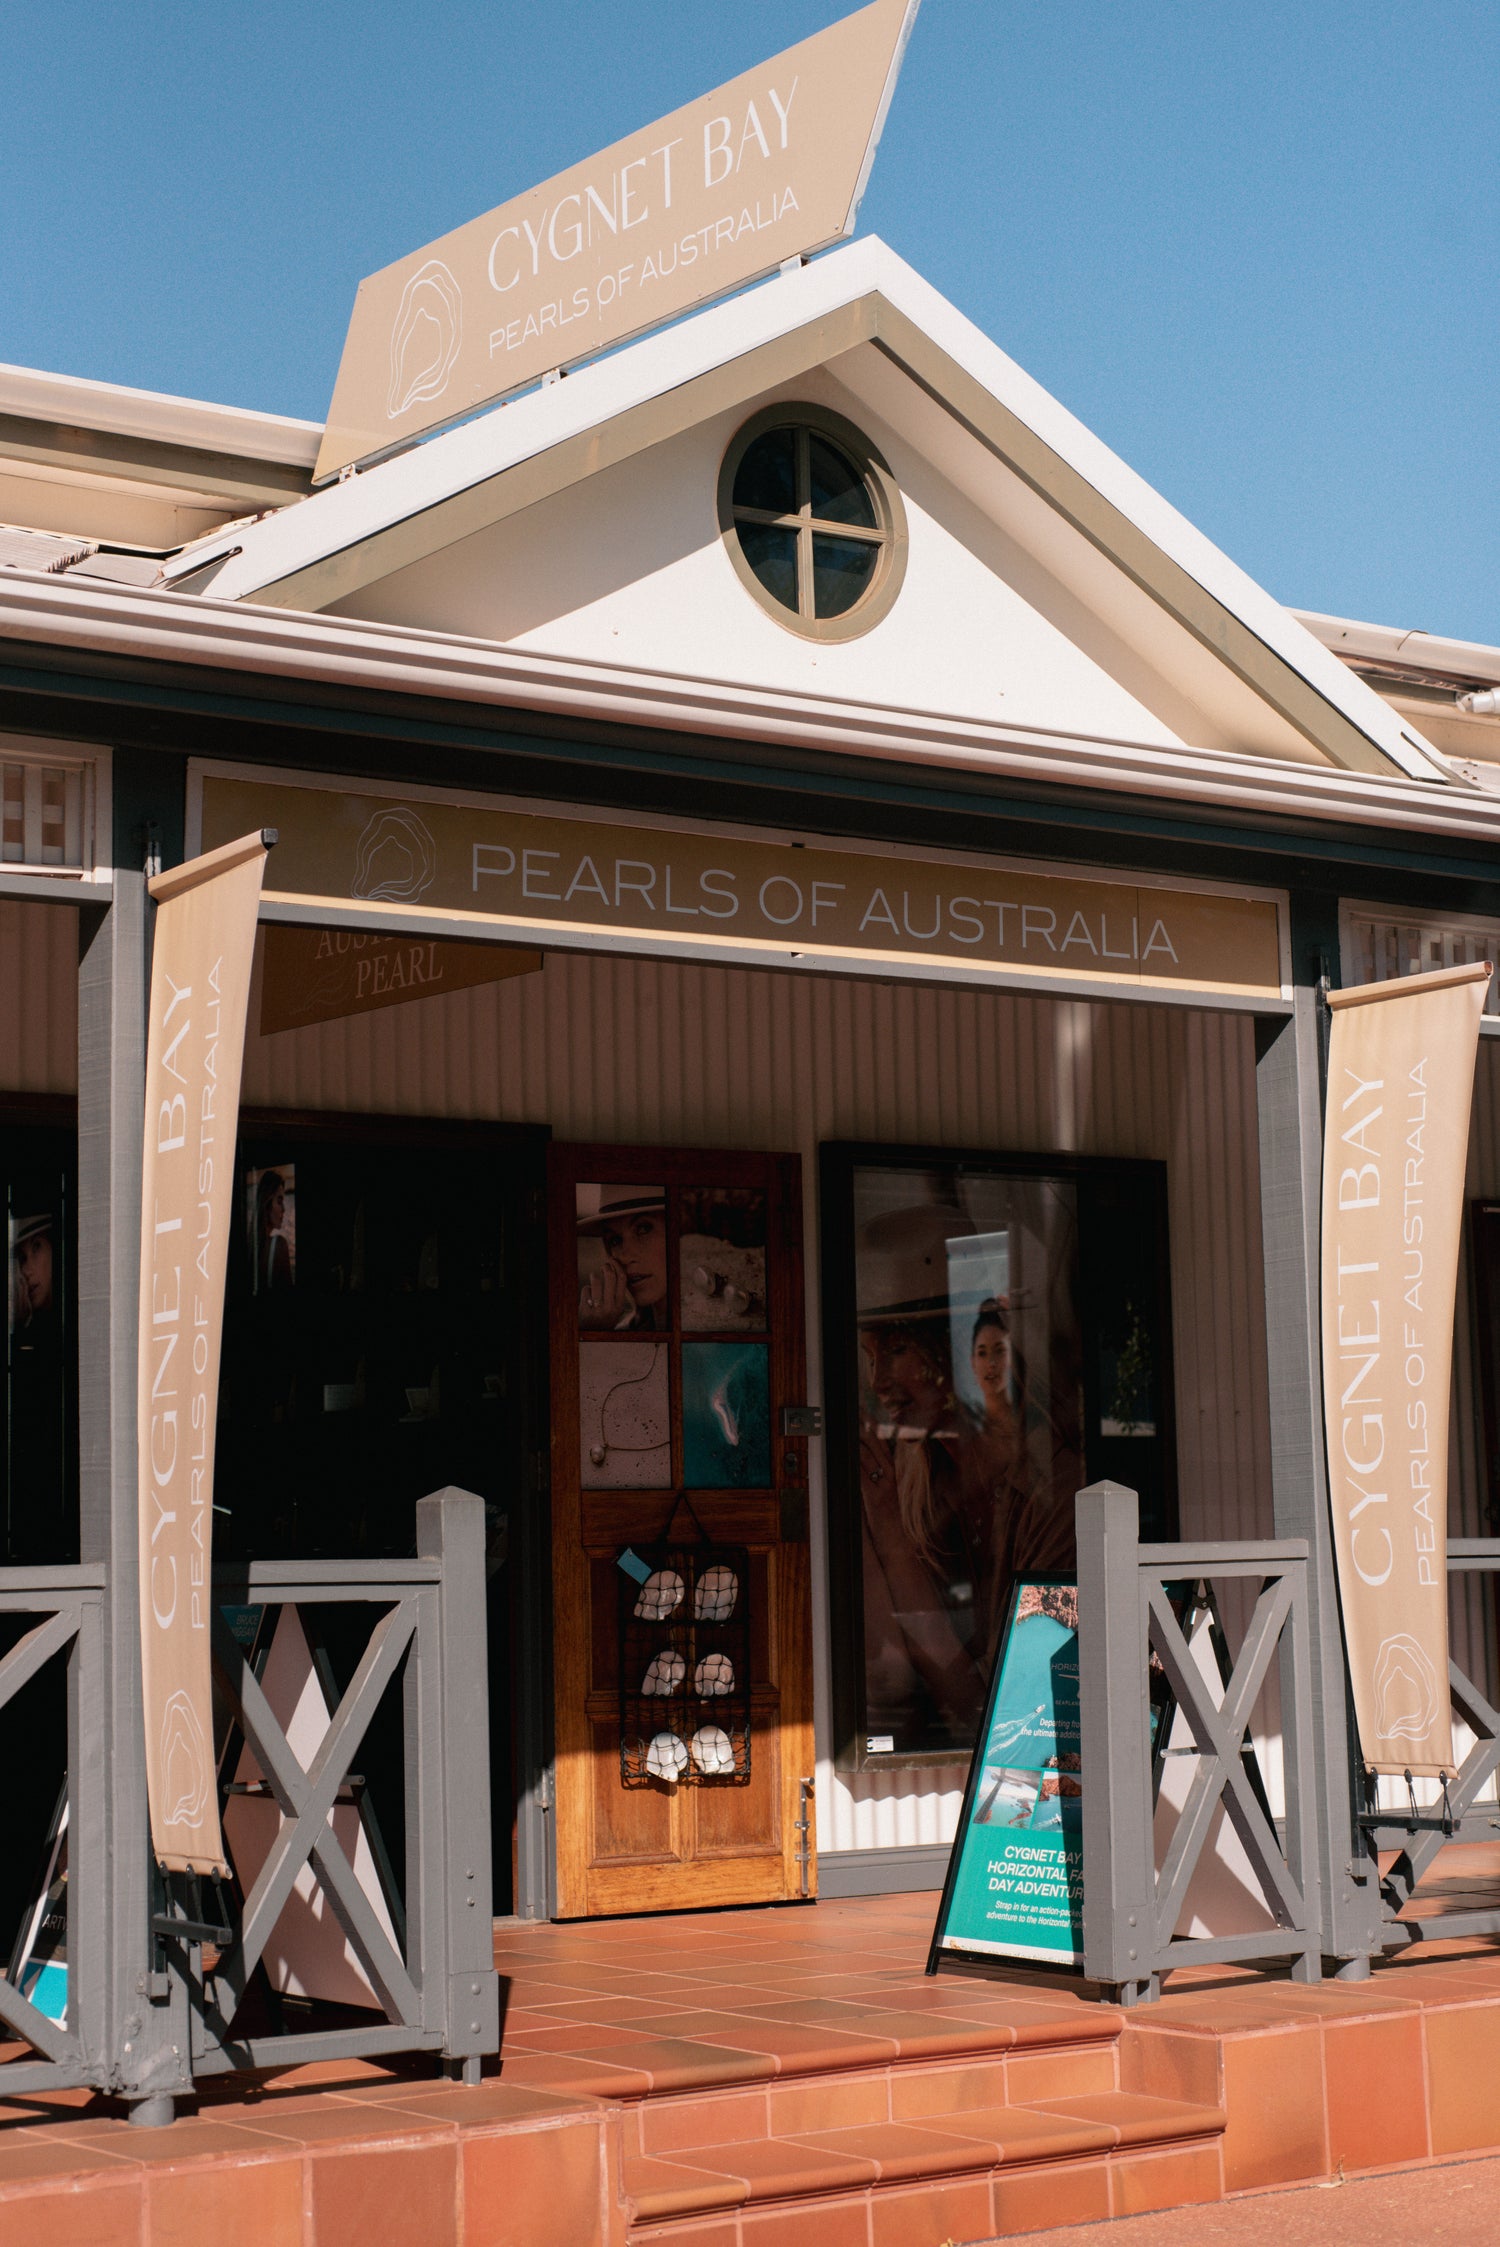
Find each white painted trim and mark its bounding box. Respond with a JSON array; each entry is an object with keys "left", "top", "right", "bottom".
[
  {"left": 1341, "top": 895, "right": 1500, "bottom": 1038},
  {"left": 0, "top": 729, "right": 112, "bottom": 887},
  {"left": 5, "top": 566, "right": 1500, "bottom": 846}
]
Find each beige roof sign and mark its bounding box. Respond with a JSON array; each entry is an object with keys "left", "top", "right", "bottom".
[{"left": 315, "top": 0, "right": 920, "bottom": 483}]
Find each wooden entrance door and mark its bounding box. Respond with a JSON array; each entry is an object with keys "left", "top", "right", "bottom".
[{"left": 549, "top": 1144, "right": 813, "bottom": 1918}]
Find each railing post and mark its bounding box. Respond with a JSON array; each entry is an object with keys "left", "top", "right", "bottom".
[
  {"left": 1255, "top": 903, "right": 1382, "bottom": 1975},
  {"left": 1279, "top": 1561, "right": 1324, "bottom": 1982},
  {"left": 417, "top": 1489, "right": 501, "bottom": 2083},
  {"left": 77, "top": 750, "right": 193, "bottom": 2120},
  {"left": 1077, "top": 1480, "right": 1157, "bottom": 2004},
  {"left": 68, "top": 1588, "right": 109, "bottom": 2082}
]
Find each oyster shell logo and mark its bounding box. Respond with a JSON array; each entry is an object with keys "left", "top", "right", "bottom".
[
  {"left": 352, "top": 807, "right": 438, "bottom": 903},
  {"left": 159, "top": 1689, "right": 213, "bottom": 1831},
  {"left": 1372, "top": 1633, "right": 1442, "bottom": 1744},
  {"left": 387, "top": 258, "right": 463, "bottom": 421}
]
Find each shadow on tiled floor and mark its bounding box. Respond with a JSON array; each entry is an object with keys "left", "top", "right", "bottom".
[{"left": 4, "top": 1864, "right": 1500, "bottom": 2243}]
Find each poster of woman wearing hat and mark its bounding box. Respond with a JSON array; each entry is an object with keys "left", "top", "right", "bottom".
[
  {"left": 10, "top": 1210, "right": 53, "bottom": 1325},
  {"left": 853, "top": 1172, "right": 1083, "bottom": 1758},
  {"left": 577, "top": 1184, "right": 669, "bottom": 1330},
  {"left": 7, "top": 1202, "right": 75, "bottom": 1566}
]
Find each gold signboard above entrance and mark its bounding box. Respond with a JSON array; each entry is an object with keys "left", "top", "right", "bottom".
[
  {"left": 195, "top": 768, "right": 1288, "bottom": 1008},
  {"left": 315, "top": 0, "right": 920, "bottom": 482}
]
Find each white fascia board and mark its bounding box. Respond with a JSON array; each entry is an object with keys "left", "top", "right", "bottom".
[
  {"left": 185, "top": 238, "right": 1442, "bottom": 784},
  {"left": 183, "top": 246, "right": 900, "bottom": 598},
  {"left": 864, "top": 258, "right": 1450, "bottom": 786},
  {"left": 2, "top": 564, "right": 1496, "bottom": 849},
  {"left": 0, "top": 360, "right": 323, "bottom": 469}
]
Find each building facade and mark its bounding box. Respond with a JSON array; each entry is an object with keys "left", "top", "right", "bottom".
[{"left": 3, "top": 239, "right": 1500, "bottom": 1943}]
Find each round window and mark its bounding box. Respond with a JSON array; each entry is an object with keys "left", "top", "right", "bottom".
[{"left": 718, "top": 406, "right": 906, "bottom": 641}]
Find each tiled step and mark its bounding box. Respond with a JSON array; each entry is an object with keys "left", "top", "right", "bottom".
[
  {"left": 622, "top": 2091, "right": 1227, "bottom": 2243},
  {"left": 498, "top": 1974, "right": 1126, "bottom": 2105}
]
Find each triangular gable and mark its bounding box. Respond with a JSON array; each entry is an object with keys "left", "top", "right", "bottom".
[{"left": 184, "top": 240, "right": 1450, "bottom": 785}]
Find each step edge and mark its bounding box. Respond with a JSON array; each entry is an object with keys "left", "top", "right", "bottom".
[{"left": 622, "top": 2105, "right": 1228, "bottom": 2224}]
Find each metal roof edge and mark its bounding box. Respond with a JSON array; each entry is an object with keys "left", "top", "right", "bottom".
[
  {"left": 1296, "top": 610, "right": 1500, "bottom": 690},
  {"left": 0, "top": 564, "right": 1494, "bottom": 850},
  {"left": 0, "top": 360, "right": 323, "bottom": 469}
]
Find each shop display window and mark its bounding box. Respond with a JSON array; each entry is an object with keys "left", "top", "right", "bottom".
[
  {"left": 1469, "top": 1201, "right": 1500, "bottom": 1533},
  {"left": 1, "top": 1117, "right": 77, "bottom": 1568},
  {"left": 821, "top": 1143, "right": 1176, "bottom": 1769},
  {"left": 217, "top": 1116, "right": 545, "bottom": 1565}
]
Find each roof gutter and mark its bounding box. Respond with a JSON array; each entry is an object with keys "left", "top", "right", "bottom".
[
  {"left": 2, "top": 567, "right": 1500, "bottom": 850},
  {"left": 1296, "top": 609, "right": 1500, "bottom": 693}
]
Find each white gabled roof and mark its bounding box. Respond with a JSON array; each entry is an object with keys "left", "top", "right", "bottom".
[{"left": 173, "top": 238, "right": 1452, "bottom": 787}]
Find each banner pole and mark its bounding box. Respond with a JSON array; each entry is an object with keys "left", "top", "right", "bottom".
[
  {"left": 1255, "top": 895, "right": 1382, "bottom": 1973},
  {"left": 78, "top": 750, "right": 195, "bottom": 2121}
]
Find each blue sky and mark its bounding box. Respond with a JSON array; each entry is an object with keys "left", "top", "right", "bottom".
[{"left": 4, "top": 2, "right": 1497, "bottom": 638}]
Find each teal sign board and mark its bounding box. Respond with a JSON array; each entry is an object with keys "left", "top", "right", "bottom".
[{"left": 928, "top": 1579, "right": 1084, "bottom": 1968}]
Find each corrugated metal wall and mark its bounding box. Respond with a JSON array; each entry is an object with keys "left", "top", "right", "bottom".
[
  {"left": 6, "top": 910, "right": 1499, "bottom": 1849},
  {"left": 0, "top": 900, "right": 79, "bottom": 1095}
]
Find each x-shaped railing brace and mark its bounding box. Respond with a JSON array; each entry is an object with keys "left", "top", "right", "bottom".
[
  {"left": 0, "top": 1608, "right": 81, "bottom": 2067},
  {"left": 1146, "top": 1575, "right": 1307, "bottom": 1950},
  {"left": 201, "top": 1600, "right": 421, "bottom": 2044}
]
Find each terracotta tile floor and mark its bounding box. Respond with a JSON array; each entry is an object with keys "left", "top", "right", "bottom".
[
  {"left": 3, "top": 1864, "right": 1500, "bottom": 2242},
  {"left": 488, "top": 1888, "right": 1121, "bottom": 2104}
]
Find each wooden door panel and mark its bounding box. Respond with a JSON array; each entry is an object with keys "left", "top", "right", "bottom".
[
  {"left": 579, "top": 1492, "right": 778, "bottom": 1544},
  {"left": 588, "top": 1724, "right": 677, "bottom": 1862},
  {"left": 693, "top": 1721, "right": 783, "bottom": 1856},
  {"left": 550, "top": 1146, "right": 813, "bottom": 1917}
]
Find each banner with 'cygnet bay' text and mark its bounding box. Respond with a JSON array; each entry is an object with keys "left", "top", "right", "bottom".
[
  {"left": 138, "top": 830, "right": 271, "bottom": 1874},
  {"left": 1321, "top": 959, "right": 1491, "bottom": 1777}
]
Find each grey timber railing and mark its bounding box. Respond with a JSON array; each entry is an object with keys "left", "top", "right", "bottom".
[
  {"left": 0, "top": 1566, "right": 107, "bottom": 2097},
  {"left": 192, "top": 1487, "right": 499, "bottom": 2083},
  {"left": 1077, "top": 1479, "right": 1323, "bottom": 2005},
  {"left": 0, "top": 1488, "right": 498, "bottom": 2111}
]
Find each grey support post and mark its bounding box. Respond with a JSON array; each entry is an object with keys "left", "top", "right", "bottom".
[
  {"left": 77, "top": 750, "right": 193, "bottom": 2122},
  {"left": 1254, "top": 894, "right": 1381, "bottom": 1974},
  {"left": 418, "top": 1490, "right": 501, "bottom": 2081},
  {"left": 1077, "top": 1481, "right": 1157, "bottom": 2004}
]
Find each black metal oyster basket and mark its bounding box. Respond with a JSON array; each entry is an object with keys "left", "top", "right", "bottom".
[{"left": 618, "top": 1492, "right": 752, "bottom": 1788}]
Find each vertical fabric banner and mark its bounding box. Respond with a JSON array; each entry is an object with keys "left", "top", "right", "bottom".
[
  {"left": 1321, "top": 959, "right": 1491, "bottom": 1777},
  {"left": 138, "top": 831, "right": 271, "bottom": 1873}
]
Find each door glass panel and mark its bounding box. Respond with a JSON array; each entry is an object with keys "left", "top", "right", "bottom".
[
  {"left": 578, "top": 1339, "right": 672, "bottom": 1488},
  {"left": 679, "top": 1187, "right": 767, "bottom": 1330},
  {"left": 576, "top": 1183, "right": 668, "bottom": 1330},
  {"left": 682, "top": 1341, "right": 771, "bottom": 1487}
]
